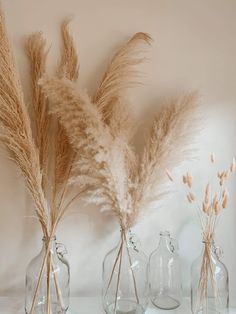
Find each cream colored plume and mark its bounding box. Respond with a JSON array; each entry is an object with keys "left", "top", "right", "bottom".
[{"left": 0, "top": 8, "right": 49, "bottom": 236}]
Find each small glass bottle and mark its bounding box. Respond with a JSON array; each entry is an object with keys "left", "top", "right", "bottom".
[
  {"left": 149, "top": 231, "right": 182, "bottom": 310},
  {"left": 25, "top": 236, "right": 70, "bottom": 314},
  {"left": 191, "top": 240, "right": 229, "bottom": 314},
  {"left": 102, "top": 230, "right": 149, "bottom": 314}
]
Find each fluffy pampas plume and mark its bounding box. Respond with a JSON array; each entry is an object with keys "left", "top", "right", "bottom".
[{"left": 40, "top": 33, "right": 200, "bottom": 230}]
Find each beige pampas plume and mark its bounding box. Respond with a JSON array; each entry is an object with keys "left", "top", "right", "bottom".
[
  {"left": 25, "top": 32, "right": 50, "bottom": 191},
  {"left": 94, "top": 32, "right": 152, "bottom": 117},
  {"left": 0, "top": 7, "right": 49, "bottom": 236},
  {"left": 57, "top": 19, "right": 79, "bottom": 81},
  {"left": 51, "top": 19, "right": 79, "bottom": 223},
  {"left": 94, "top": 32, "right": 152, "bottom": 138},
  {"left": 133, "top": 92, "right": 199, "bottom": 222},
  {"left": 39, "top": 77, "right": 127, "bottom": 224}
]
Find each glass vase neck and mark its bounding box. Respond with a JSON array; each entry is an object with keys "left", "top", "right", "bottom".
[
  {"left": 202, "top": 240, "right": 214, "bottom": 244},
  {"left": 160, "top": 231, "right": 170, "bottom": 237},
  {"left": 40, "top": 236, "right": 58, "bottom": 256},
  {"left": 42, "top": 236, "right": 56, "bottom": 242},
  {"left": 118, "top": 229, "right": 140, "bottom": 250},
  {"left": 159, "top": 231, "right": 171, "bottom": 247}
]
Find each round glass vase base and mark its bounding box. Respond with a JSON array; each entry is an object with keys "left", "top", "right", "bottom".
[
  {"left": 25, "top": 304, "right": 68, "bottom": 314},
  {"left": 105, "top": 300, "right": 145, "bottom": 314},
  {"left": 192, "top": 310, "right": 221, "bottom": 314},
  {"left": 151, "top": 295, "right": 180, "bottom": 310}
]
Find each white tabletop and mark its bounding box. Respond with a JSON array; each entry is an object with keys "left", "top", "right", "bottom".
[{"left": 0, "top": 297, "right": 235, "bottom": 314}]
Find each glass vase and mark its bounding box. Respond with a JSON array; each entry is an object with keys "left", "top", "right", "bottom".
[
  {"left": 191, "top": 241, "right": 229, "bottom": 314},
  {"left": 25, "top": 236, "right": 70, "bottom": 314},
  {"left": 149, "top": 231, "right": 182, "bottom": 310},
  {"left": 102, "top": 230, "right": 149, "bottom": 314}
]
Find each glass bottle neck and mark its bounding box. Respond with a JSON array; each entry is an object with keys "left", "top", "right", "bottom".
[
  {"left": 118, "top": 230, "right": 139, "bottom": 250},
  {"left": 158, "top": 231, "right": 171, "bottom": 248},
  {"left": 201, "top": 240, "right": 219, "bottom": 260},
  {"left": 41, "top": 236, "right": 57, "bottom": 254}
]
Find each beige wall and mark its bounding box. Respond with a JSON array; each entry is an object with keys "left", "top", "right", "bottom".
[{"left": 1, "top": 0, "right": 236, "bottom": 306}]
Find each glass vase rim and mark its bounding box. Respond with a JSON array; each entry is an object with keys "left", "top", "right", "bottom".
[
  {"left": 42, "top": 235, "right": 57, "bottom": 242},
  {"left": 160, "top": 230, "right": 171, "bottom": 237},
  {"left": 202, "top": 240, "right": 215, "bottom": 244}
]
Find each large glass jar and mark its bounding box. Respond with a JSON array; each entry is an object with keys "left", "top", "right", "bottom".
[
  {"left": 149, "top": 231, "right": 182, "bottom": 310},
  {"left": 191, "top": 241, "right": 229, "bottom": 314},
  {"left": 102, "top": 230, "right": 149, "bottom": 314},
  {"left": 25, "top": 236, "right": 70, "bottom": 314}
]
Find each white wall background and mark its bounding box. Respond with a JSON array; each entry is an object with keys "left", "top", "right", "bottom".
[{"left": 0, "top": 0, "right": 236, "bottom": 307}]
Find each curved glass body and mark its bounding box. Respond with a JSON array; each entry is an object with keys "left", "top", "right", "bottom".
[
  {"left": 102, "top": 231, "right": 149, "bottom": 314},
  {"left": 149, "top": 231, "right": 182, "bottom": 310},
  {"left": 191, "top": 241, "right": 229, "bottom": 314},
  {"left": 25, "top": 237, "right": 70, "bottom": 314}
]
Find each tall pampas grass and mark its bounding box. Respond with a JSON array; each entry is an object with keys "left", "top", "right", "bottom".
[
  {"left": 0, "top": 7, "right": 82, "bottom": 314},
  {"left": 40, "top": 31, "right": 200, "bottom": 312},
  {"left": 0, "top": 8, "right": 49, "bottom": 237}
]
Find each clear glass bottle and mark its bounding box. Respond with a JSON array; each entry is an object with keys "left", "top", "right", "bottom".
[
  {"left": 102, "top": 230, "right": 149, "bottom": 314},
  {"left": 149, "top": 231, "right": 182, "bottom": 310},
  {"left": 25, "top": 236, "right": 70, "bottom": 314},
  {"left": 191, "top": 241, "right": 229, "bottom": 314}
]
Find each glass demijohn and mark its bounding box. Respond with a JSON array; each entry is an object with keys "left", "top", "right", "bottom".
[
  {"left": 25, "top": 237, "right": 70, "bottom": 314},
  {"left": 102, "top": 230, "right": 149, "bottom": 314},
  {"left": 149, "top": 231, "right": 182, "bottom": 310},
  {"left": 191, "top": 241, "right": 229, "bottom": 314}
]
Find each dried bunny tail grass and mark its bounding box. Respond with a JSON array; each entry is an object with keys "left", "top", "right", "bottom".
[
  {"left": 93, "top": 32, "right": 152, "bottom": 125},
  {"left": 25, "top": 32, "right": 50, "bottom": 190},
  {"left": 57, "top": 18, "right": 79, "bottom": 81},
  {"left": 230, "top": 158, "right": 236, "bottom": 172},
  {"left": 0, "top": 8, "right": 49, "bottom": 236},
  {"left": 133, "top": 92, "right": 200, "bottom": 222}
]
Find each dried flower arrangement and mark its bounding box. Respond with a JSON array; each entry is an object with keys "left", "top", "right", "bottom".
[
  {"left": 38, "top": 22, "right": 200, "bottom": 313},
  {"left": 183, "top": 155, "right": 235, "bottom": 312},
  {"left": 0, "top": 8, "right": 82, "bottom": 314},
  {"left": 0, "top": 4, "right": 200, "bottom": 312}
]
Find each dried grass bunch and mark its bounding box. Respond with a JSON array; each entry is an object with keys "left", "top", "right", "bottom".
[
  {"left": 183, "top": 155, "right": 235, "bottom": 311},
  {"left": 0, "top": 8, "right": 80, "bottom": 314},
  {"left": 40, "top": 37, "right": 200, "bottom": 232}
]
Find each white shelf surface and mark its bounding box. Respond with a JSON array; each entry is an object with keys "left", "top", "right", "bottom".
[{"left": 0, "top": 297, "right": 235, "bottom": 313}]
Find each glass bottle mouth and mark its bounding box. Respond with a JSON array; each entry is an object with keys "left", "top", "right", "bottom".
[
  {"left": 42, "top": 236, "right": 56, "bottom": 242},
  {"left": 202, "top": 240, "right": 214, "bottom": 244},
  {"left": 160, "top": 231, "right": 170, "bottom": 237}
]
